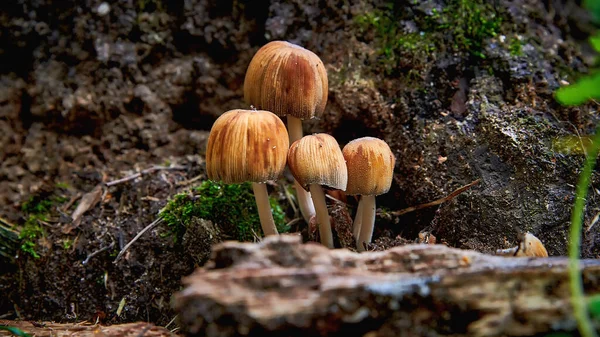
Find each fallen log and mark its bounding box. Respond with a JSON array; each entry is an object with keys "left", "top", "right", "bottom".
[
  {"left": 173, "top": 235, "right": 600, "bottom": 337},
  {"left": 0, "top": 321, "right": 176, "bottom": 337}
]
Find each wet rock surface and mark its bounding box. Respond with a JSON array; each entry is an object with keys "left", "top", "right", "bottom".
[{"left": 0, "top": 0, "right": 598, "bottom": 326}]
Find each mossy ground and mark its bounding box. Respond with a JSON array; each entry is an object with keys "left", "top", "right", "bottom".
[
  {"left": 160, "top": 180, "right": 288, "bottom": 242},
  {"left": 18, "top": 192, "right": 68, "bottom": 258},
  {"left": 354, "top": 0, "right": 507, "bottom": 78}
]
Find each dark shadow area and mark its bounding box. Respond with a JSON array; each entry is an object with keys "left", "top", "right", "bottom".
[
  {"left": 171, "top": 91, "right": 216, "bottom": 131},
  {"left": 330, "top": 119, "right": 381, "bottom": 146}
]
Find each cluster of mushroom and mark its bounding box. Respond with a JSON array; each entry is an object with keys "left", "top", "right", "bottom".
[{"left": 205, "top": 41, "right": 395, "bottom": 251}]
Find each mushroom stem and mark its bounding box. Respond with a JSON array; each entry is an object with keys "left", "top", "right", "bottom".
[
  {"left": 309, "top": 184, "right": 334, "bottom": 248},
  {"left": 353, "top": 197, "right": 364, "bottom": 241},
  {"left": 288, "top": 115, "right": 316, "bottom": 223},
  {"left": 287, "top": 115, "right": 304, "bottom": 143},
  {"left": 357, "top": 195, "right": 376, "bottom": 252},
  {"left": 251, "top": 182, "right": 279, "bottom": 236},
  {"left": 294, "top": 180, "right": 316, "bottom": 223}
]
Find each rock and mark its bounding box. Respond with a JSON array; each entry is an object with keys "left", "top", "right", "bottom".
[{"left": 174, "top": 235, "right": 600, "bottom": 336}]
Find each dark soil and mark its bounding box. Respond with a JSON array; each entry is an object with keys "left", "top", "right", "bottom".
[{"left": 0, "top": 0, "right": 599, "bottom": 327}]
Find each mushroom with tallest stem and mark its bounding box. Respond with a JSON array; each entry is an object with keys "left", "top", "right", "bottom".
[
  {"left": 243, "top": 41, "right": 328, "bottom": 224},
  {"left": 205, "top": 109, "right": 289, "bottom": 236},
  {"left": 342, "top": 137, "right": 395, "bottom": 252},
  {"left": 287, "top": 133, "right": 347, "bottom": 248}
]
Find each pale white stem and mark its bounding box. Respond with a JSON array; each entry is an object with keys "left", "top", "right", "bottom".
[
  {"left": 357, "top": 195, "right": 376, "bottom": 252},
  {"left": 287, "top": 115, "right": 316, "bottom": 222},
  {"left": 353, "top": 197, "right": 364, "bottom": 241},
  {"left": 252, "top": 182, "right": 278, "bottom": 236},
  {"left": 309, "top": 184, "right": 334, "bottom": 248},
  {"left": 295, "top": 180, "right": 316, "bottom": 223}
]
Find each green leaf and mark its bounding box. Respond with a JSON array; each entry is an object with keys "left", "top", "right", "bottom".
[
  {"left": 590, "top": 33, "right": 600, "bottom": 54},
  {"left": 589, "top": 293, "right": 600, "bottom": 319},
  {"left": 568, "top": 126, "right": 600, "bottom": 337},
  {"left": 555, "top": 73, "right": 600, "bottom": 106},
  {"left": 584, "top": 0, "right": 600, "bottom": 23},
  {"left": 0, "top": 326, "right": 32, "bottom": 337}
]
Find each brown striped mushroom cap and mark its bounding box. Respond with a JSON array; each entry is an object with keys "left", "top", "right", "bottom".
[
  {"left": 206, "top": 109, "right": 289, "bottom": 183},
  {"left": 243, "top": 41, "right": 328, "bottom": 120},
  {"left": 496, "top": 232, "right": 549, "bottom": 257},
  {"left": 343, "top": 137, "right": 395, "bottom": 196},
  {"left": 516, "top": 233, "right": 549, "bottom": 257},
  {"left": 287, "top": 133, "right": 348, "bottom": 191}
]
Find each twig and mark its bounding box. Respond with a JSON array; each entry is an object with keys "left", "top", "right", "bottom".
[
  {"left": 61, "top": 193, "right": 81, "bottom": 212},
  {"left": 106, "top": 166, "right": 185, "bottom": 187},
  {"left": 0, "top": 312, "right": 13, "bottom": 319},
  {"left": 113, "top": 218, "right": 163, "bottom": 263},
  {"left": 82, "top": 242, "right": 115, "bottom": 265},
  {"left": 176, "top": 174, "right": 204, "bottom": 186},
  {"left": 284, "top": 217, "right": 302, "bottom": 228},
  {"left": 383, "top": 179, "right": 481, "bottom": 217},
  {"left": 281, "top": 183, "right": 298, "bottom": 215},
  {"left": 587, "top": 212, "right": 600, "bottom": 233},
  {"left": 164, "top": 315, "right": 178, "bottom": 330},
  {"left": 325, "top": 193, "right": 351, "bottom": 206},
  {"left": 251, "top": 228, "right": 263, "bottom": 243}
]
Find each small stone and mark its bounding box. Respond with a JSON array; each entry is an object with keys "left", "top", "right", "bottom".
[{"left": 97, "top": 3, "right": 110, "bottom": 16}]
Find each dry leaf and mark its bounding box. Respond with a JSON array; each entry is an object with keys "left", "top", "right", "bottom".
[{"left": 62, "top": 184, "right": 103, "bottom": 234}]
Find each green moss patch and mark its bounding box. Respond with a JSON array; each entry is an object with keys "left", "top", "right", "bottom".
[
  {"left": 19, "top": 195, "right": 68, "bottom": 258},
  {"left": 355, "top": 0, "right": 503, "bottom": 76},
  {"left": 160, "top": 180, "right": 287, "bottom": 242}
]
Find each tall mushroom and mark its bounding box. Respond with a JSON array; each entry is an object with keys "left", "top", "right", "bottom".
[
  {"left": 243, "top": 41, "right": 328, "bottom": 224},
  {"left": 287, "top": 133, "right": 347, "bottom": 248},
  {"left": 343, "top": 137, "right": 395, "bottom": 252},
  {"left": 206, "top": 109, "right": 289, "bottom": 236}
]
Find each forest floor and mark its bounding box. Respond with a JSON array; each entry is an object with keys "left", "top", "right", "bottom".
[{"left": 0, "top": 0, "right": 599, "bottom": 329}]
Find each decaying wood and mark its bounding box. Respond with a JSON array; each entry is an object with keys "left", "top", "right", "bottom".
[
  {"left": 0, "top": 320, "right": 177, "bottom": 337},
  {"left": 174, "top": 235, "right": 600, "bottom": 337}
]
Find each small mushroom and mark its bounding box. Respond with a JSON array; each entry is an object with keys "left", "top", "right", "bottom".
[
  {"left": 496, "top": 232, "right": 548, "bottom": 257},
  {"left": 244, "top": 41, "right": 328, "bottom": 224},
  {"left": 205, "top": 109, "right": 289, "bottom": 236},
  {"left": 343, "top": 137, "right": 395, "bottom": 252},
  {"left": 287, "top": 133, "right": 347, "bottom": 248}
]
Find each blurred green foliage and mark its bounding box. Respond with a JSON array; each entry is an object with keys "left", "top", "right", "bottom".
[
  {"left": 0, "top": 326, "right": 32, "bottom": 337},
  {"left": 555, "top": 0, "right": 600, "bottom": 106}
]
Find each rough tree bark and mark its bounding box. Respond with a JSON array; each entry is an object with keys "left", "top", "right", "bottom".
[{"left": 174, "top": 235, "right": 600, "bottom": 337}]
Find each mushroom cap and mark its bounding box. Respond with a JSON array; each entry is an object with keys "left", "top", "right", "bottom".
[
  {"left": 206, "top": 109, "right": 289, "bottom": 184},
  {"left": 517, "top": 233, "right": 548, "bottom": 257},
  {"left": 243, "top": 41, "right": 328, "bottom": 120},
  {"left": 342, "top": 137, "right": 395, "bottom": 196},
  {"left": 287, "top": 133, "right": 347, "bottom": 191}
]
